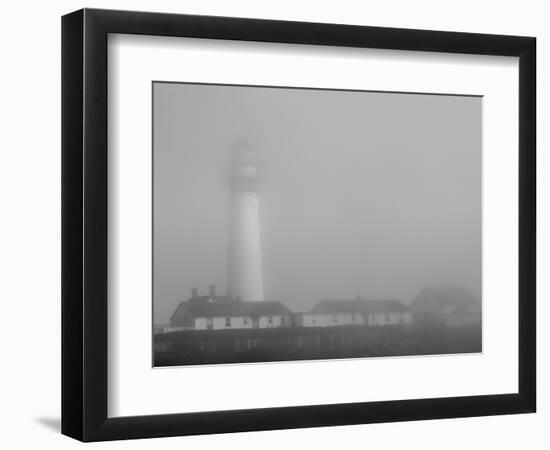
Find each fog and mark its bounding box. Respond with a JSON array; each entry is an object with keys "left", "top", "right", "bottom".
[{"left": 153, "top": 82, "right": 481, "bottom": 325}]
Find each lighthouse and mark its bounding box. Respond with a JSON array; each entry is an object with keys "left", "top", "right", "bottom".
[{"left": 228, "top": 141, "right": 264, "bottom": 302}]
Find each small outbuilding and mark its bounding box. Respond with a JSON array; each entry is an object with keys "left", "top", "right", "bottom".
[{"left": 410, "top": 286, "right": 481, "bottom": 327}]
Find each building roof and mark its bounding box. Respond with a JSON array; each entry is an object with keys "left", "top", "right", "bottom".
[
  {"left": 362, "top": 300, "right": 410, "bottom": 313},
  {"left": 173, "top": 300, "right": 292, "bottom": 319},
  {"left": 310, "top": 299, "right": 409, "bottom": 315},
  {"left": 410, "top": 287, "right": 481, "bottom": 314},
  {"left": 187, "top": 295, "right": 232, "bottom": 304}
]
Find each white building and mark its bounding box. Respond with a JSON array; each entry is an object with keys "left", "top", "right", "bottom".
[
  {"left": 227, "top": 141, "right": 264, "bottom": 302},
  {"left": 410, "top": 286, "right": 481, "bottom": 327},
  {"left": 296, "top": 299, "right": 412, "bottom": 328},
  {"left": 170, "top": 286, "right": 292, "bottom": 331}
]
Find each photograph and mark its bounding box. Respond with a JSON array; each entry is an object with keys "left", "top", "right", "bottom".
[
  {"left": 54, "top": 5, "right": 537, "bottom": 444},
  {"left": 152, "top": 82, "right": 483, "bottom": 367}
]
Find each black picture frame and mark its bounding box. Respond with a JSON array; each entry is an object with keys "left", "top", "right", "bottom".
[{"left": 62, "top": 8, "right": 536, "bottom": 442}]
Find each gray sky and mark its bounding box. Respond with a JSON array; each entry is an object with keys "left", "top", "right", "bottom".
[{"left": 153, "top": 82, "right": 481, "bottom": 325}]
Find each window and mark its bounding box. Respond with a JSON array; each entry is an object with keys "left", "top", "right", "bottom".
[
  {"left": 268, "top": 316, "right": 273, "bottom": 324},
  {"left": 281, "top": 317, "right": 286, "bottom": 325},
  {"left": 225, "top": 317, "right": 231, "bottom": 327},
  {"left": 332, "top": 315, "right": 338, "bottom": 323},
  {"left": 243, "top": 317, "right": 248, "bottom": 325}
]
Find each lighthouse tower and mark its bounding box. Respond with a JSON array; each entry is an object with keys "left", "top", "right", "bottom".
[{"left": 228, "top": 141, "right": 264, "bottom": 302}]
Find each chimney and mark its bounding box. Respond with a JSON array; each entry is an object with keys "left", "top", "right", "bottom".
[
  {"left": 209, "top": 284, "right": 216, "bottom": 299},
  {"left": 191, "top": 288, "right": 198, "bottom": 299}
]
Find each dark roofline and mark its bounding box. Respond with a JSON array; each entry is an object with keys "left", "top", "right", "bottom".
[{"left": 174, "top": 300, "right": 293, "bottom": 318}]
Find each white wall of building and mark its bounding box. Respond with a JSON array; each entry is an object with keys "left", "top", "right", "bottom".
[
  {"left": 366, "top": 312, "right": 412, "bottom": 326},
  {"left": 192, "top": 312, "right": 413, "bottom": 329},
  {"left": 301, "top": 312, "right": 412, "bottom": 327},
  {"left": 258, "top": 315, "right": 292, "bottom": 328},
  {"left": 228, "top": 190, "right": 264, "bottom": 302},
  {"left": 195, "top": 317, "right": 253, "bottom": 330},
  {"left": 301, "top": 313, "right": 364, "bottom": 327},
  {"left": 194, "top": 315, "right": 291, "bottom": 330}
]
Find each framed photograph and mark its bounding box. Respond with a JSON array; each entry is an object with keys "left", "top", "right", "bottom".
[{"left": 62, "top": 8, "right": 536, "bottom": 442}]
